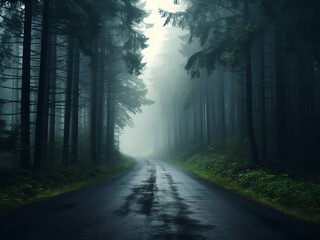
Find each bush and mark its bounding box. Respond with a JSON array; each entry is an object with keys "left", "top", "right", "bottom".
[
  {"left": 169, "top": 144, "right": 320, "bottom": 224},
  {"left": 0, "top": 157, "right": 132, "bottom": 215}
]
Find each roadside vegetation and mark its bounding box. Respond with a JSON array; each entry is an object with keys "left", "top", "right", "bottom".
[
  {"left": 168, "top": 142, "right": 320, "bottom": 225},
  {"left": 0, "top": 154, "right": 132, "bottom": 215}
]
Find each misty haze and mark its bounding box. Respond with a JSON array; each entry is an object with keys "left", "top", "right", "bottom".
[{"left": 0, "top": 0, "right": 320, "bottom": 239}]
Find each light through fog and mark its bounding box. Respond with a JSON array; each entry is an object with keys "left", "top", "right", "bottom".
[{"left": 120, "top": 0, "right": 186, "bottom": 156}]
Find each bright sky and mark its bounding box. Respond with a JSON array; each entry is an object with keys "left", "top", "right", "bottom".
[
  {"left": 142, "top": 0, "right": 181, "bottom": 63},
  {"left": 120, "top": 0, "right": 185, "bottom": 156}
]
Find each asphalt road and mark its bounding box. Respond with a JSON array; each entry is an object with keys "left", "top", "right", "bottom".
[{"left": 0, "top": 157, "right": 319, "bottom": 240}]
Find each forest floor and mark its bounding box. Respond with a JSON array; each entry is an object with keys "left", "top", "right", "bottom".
[
  {"left": 0, "top": 155, "right": 132, "bottom": 215},
  {"left": 167, "top": 144, "right": 320, "bottom": 225}
]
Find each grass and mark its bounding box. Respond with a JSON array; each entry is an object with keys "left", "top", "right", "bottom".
[
  {"left": 168, "top": 143, "right": 320, "bottom": 225},
  {"left": 0, "top": 155, "right": 132, "bottom": 215}
]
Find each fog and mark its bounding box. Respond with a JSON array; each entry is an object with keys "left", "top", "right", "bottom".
[
  {"left": 1, "top": 0, "right": 319, "bottom": 170},
  {"left": 120, "top": 0, "right": 187, "bottom": 156},
  {"left": 1, "top": 0, "right": 320, "bottom": 236},
  {"left": 120, "top": 0, "right": 320, "bottom": 171}
]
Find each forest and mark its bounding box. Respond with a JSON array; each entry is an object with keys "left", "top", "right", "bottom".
[
  {"left": 155, "top": 0, "right": 320, "bottom": 170},
  {"left": 0, "top": 0, "right": 151, "bottom": 170},
  {"left": 0, "top": 0, "right": 320, "bottom": 238}
]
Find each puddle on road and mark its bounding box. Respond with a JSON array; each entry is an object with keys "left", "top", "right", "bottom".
[
  {"left": 114, "top": 162, "right": 215, "bottom": 239},
  {"left": 115, "top": 166, "right": 158, "bottom": 216}
]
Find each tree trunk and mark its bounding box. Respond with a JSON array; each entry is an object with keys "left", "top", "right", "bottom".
[
  {"left": 274, "top": 25, "right": 288, "bottom": 164},
  {"left": 193, "top": 102, "right": 198, "bottom": 141},
  {"left": 12, "top": 42, "right": 20, "bottom": 126},
  {"left": 239, "top": 75, "right": 246, "bottom": 139},
  {"left": 48, "top": 31, "right": 57, "bottom": 155},
  {"left": 211, "top": 88, "right": 218, "bottom": 142},
  {"left": 34, "top": 0, "right": 50, "bottom": 170},
  {"left": 96, "top": 47, "right": 105, "bottom": 163},
  {"left": 62, "top": 36, "right": 74, "bottom": 167},
  {"left": 110, "top": 99, "right": 116, "bottom": 154},
  {"left": 71, "top": 39, "right": 80, "bottom": 164},
  {"left": 42, "top": 2, "right": 53, "bottom": 165},
  {"left": 206, "top": 77, "right": 211, "bottom": 145},
  {"left": 90, "top": 49, "right": 98, "bottom": 162},
  {"left": 20, "top": 0, "right": 32, "bottom": 169},
  {"left": 229, "top": 76, "right": 236, "bottom": 136},
  {"left": 244, "top": 0, "right": 260, "bottom": 165},
  {"left": 260, "top": 36, "right": 266, "bottom": 163},
  {"left": 199, "top": 86, "right": 204, "bottom": 145},
  {"left": 106, "top": 84, "right": 112, "bottom": 158},
  {"left": 220, "top": 72, "right": 226, "bottom": 140}
]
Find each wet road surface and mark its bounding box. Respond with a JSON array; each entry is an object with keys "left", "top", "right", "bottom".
[{"left": 0, "top": 157, "right": 319, "bottom": 240}]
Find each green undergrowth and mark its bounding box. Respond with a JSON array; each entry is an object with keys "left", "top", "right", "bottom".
[
  {"left": 168, "top": 144, "right": 320, "bottom": 224},
  {"left": 0, "top": 155, "right": 132, "bottom": 215}
]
